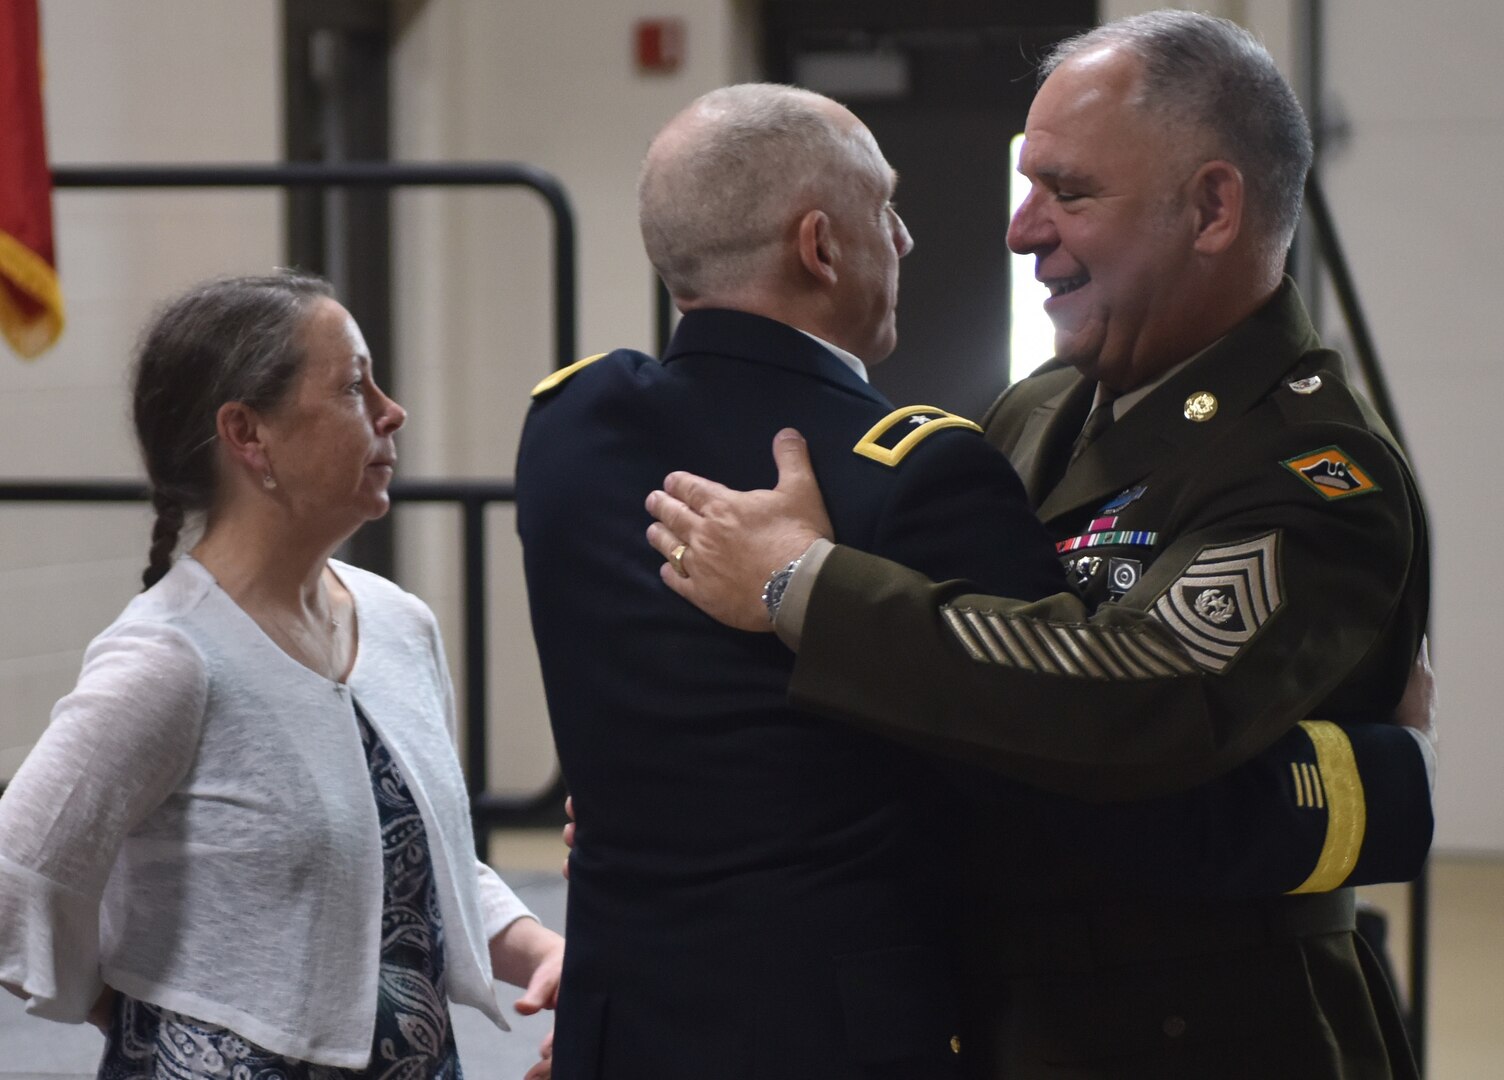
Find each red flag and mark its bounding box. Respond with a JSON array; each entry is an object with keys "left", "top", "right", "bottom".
[{"left": 0, "top": 0, "right": 63, "bottom": 359}]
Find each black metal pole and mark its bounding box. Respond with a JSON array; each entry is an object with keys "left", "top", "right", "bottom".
[
  {"left": 1304, "top": 170, "right": 1427, "bottom": 1075},
  {"left": 0, "top": 481, "right": 148, "bottom": 501},
  {"left": 51, "top": 161, "right": 578, "bottom": 372},
  {"left": 1303, "top": 174, "right": 1406, "bottom": 450},
  {"left": 1409, "top": 853, "right": 1430, "bottom": 1070},
  {"left": 461, "top": 495, "right": 490, "bottom": 860}
]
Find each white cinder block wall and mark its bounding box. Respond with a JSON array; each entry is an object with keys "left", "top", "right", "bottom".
[
  {"left": 1315, "top": 2, "right": 1504, "bottom": 854},
  {"left": 1, "top": 0, "right": 1497, "bottom": 851},
  {"left": 0, "top": 0, "right": 281, "bottom": 776},
  {"left": 386, "top": 0, "right": 758, "bottom": 796}
]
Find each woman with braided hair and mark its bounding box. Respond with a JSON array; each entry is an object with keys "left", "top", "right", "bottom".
[{"left": 0, "top": 272, "right": 562, "bottom": 1079}]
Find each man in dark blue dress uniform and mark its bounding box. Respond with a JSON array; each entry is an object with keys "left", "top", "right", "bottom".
[{"left": 519, "top": 83, "right": 1066, "bottom": 1079}]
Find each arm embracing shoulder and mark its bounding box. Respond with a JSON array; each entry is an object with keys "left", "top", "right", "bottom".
[
  {"left": 0, "top": 619, "right": 207, "bottom": 1019},
  {"left": 869, "top": 427, "right": 1066, "bottom": 602},
  {"left": 1011, "top": 717, "right": 1434, "bottom": 898},
  {"left": 791, "top": 422, "right": 1421, "bottom": 801}
]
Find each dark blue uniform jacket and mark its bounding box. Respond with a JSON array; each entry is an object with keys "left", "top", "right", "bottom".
[{"left": 517, "top": 308, "right": 1065, "bottom": 1080}]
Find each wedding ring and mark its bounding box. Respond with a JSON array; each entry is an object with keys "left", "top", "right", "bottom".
[{"left": 668, "top": 543, "right": 689, "bottom": 578}]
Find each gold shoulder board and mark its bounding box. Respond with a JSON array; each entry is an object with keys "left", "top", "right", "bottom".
[
  {"left": 530, "top": 353, "right": 609, "bottom": 398},
  {"left": 853, "top": 405, "right": 983, "bottom": 467}
]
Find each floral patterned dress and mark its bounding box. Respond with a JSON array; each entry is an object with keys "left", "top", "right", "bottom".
[{"left": 97, "top": 703, "right": 463, "bottom": 1080}]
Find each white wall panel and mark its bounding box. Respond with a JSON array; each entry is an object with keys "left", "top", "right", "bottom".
[
  {"left": 390, "top": 0, "right": 755, "bottom": 797},
  {"left": 1321, "top": 1, "right": 1504, "bottom": 852},
  {"left": 0, "top": 1, "right": 280, "bottom": 764}
]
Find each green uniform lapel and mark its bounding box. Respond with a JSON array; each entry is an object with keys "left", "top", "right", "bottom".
[
  {"left": 1007, "top": 377, "right": 1094, "bottom": 506},
  {"left": 1033, "top": 282, "right": 1327, "bottom": 525}
]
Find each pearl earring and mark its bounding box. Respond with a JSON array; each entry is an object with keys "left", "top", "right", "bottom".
[{"left": 262, "top": 473, "right": 277, "bottom": 490}]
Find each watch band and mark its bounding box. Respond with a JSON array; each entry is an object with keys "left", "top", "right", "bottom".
[{"left": 761, "top": 557, "right": 803, "bottom": 623}]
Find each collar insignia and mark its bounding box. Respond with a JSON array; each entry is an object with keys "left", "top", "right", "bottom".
[
  {"left": 1184, "top": 391, "right": 1219, "bottom": 422},
  {"left": 1281, "top": 445, "right": 1381, "bottom": 501},
  {"left": 1288, "top": 375, "right": 1323, "bottom": 394}
]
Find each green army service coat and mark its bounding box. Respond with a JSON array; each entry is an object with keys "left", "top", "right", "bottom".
[
  {"left": 789, "top": 282, "right": 1429, "bottom": 1078},
  {"left": 792, "top": 281, "right": 1428, "bottom": 803}
]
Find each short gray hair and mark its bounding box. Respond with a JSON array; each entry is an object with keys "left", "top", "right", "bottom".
[
  {"left": 639, "top": 84, "right": 880, "bottom": 301},
  {"left": 1044, "top": 10, "right": 1312, "bottom": 256}
]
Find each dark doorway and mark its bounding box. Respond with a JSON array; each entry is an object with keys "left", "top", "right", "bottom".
[
  {"left": 763, "top": 2, "right": 1095, "bottom": 420},
  {"left": 284, "top": 0, "right": 395, "bottom": 576}
]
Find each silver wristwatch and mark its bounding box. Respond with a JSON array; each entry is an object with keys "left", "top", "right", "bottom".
[{"left": 761, "top": 557, "right": 803, "bottom": 623}]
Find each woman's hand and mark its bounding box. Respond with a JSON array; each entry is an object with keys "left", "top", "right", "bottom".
[
  {"left": 87, "top": 985, "right": 118, "bottom": 1032},
  {"left": 489, "top": 916, "right": 565, "bottom": 1014},
  {"left": 523, "top": 1028, "right": 555, "bottom": 1080}
]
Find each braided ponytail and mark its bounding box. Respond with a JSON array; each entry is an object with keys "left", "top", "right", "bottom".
[
  {"left": 143, "top": 491, "right": 186, "bottom": 589},
  {"left": 131, "top": 271, "right": 334, "bottom": 591}
]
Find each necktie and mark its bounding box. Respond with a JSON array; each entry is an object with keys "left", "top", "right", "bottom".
[{"left": 1069, "top": 395, "right": 1117, "bottom": 465}]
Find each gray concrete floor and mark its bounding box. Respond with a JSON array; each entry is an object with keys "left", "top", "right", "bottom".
[
  {"left": 8, "top": 846, "right": 1502, "bottom": 1078},
  {"left": 0, "top": 869, "right": 566, "bottom": 1080}
]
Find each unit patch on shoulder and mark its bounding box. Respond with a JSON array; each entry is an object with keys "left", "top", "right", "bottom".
[
  {"left": 853, "top": 405, "right": 982, "bottom": 467},
  {"left": 1281, "top": 445, "right": 1381, "bottom": 501},
  {"left": 1149, "top": 532, "right": 1283, "bottom": 672},
  {"left": 530, "top": 353, "right": 609, "bottom": 398}
]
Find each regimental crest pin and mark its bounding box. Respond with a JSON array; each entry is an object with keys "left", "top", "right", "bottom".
[
  {"left": 1281, "top": 445, "right": 1381, "bottom": 501},
  {"left": 1184, "top": 391, "right": 1218, "bottom": 422},
  {"left": 1150, "top": 532, "right": 1283, "bottom": 672}
]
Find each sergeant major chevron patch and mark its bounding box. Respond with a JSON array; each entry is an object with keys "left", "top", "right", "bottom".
[{"left": 1149, "top": 532, "right": 1283, "bottom": 672}]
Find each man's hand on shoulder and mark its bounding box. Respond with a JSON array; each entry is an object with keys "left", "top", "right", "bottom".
[{"left": 645, "top": 428, "right": 832, "bottom": 632}]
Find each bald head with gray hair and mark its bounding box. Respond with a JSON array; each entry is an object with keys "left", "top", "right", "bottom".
[
  {"left": 639, "top": 83, "right": 887, "bottom": 304},
  {"left": 1045, "top": 10, "right": 1312, "bottom": 264}
]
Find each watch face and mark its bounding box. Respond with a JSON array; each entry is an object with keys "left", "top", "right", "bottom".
[{"left": 762, "top": 560, "right": 798, "bottom": 620}]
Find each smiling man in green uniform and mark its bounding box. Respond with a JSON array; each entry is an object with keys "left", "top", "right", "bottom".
[{"left": 644, "top": 11, "right": 1432, "bottom": 1079}]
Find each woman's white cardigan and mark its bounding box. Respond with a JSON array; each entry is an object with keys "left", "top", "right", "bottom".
[{"left": 0, "top": 557, "right": 533, "bottom": 1066}]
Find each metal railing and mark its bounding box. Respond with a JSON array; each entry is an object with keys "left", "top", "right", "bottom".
[
  {"left": 51, "top": 161, "right": 577, "bottom": 370},
  {"left": 0, "top": 160, "right": 578, "bottom": 843},
  {"left": 0, "top": 478, "right": 561, "bottom": 846}
]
